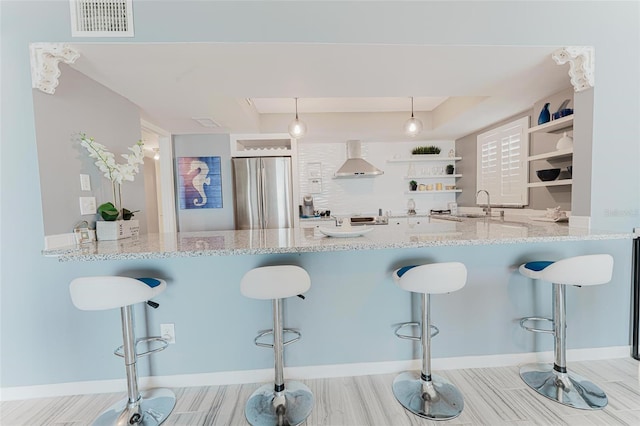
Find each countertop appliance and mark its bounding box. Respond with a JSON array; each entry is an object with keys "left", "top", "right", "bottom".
[
  {"left": 334, "top": 215, "right": 389, "bottom": 226},
  {"left": 232, "top": 157, "right": 293, "bottom": 230},
  {"left": 302, "top": 195, "right": 315, "bottom": 217}
]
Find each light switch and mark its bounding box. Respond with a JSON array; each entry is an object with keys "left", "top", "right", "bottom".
[
  {"left": 79, "top": 197, "right": 97, "bottom": 215},
  {"left": 80, "top": 174, "right": 91, "bottom": 191}
]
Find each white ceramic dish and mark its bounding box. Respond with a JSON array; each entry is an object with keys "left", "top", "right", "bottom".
[
  {"left": 531, "top": 216, "right": 569, "bottom": 223},
  {"left": 318, "top": 226, "right": 374, "bottom": 238}
]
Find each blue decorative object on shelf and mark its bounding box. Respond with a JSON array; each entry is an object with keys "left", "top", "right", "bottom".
[{"left": 538, "top": 102, "right": 550, "bottom": 125}]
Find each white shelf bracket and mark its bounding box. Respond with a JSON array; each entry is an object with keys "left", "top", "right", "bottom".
[
  {"left": 30, "top": 43, "right": 80, "bottom": 95},
  {"left": 552, "top": 46, "right": 594, "bottom": 92}
]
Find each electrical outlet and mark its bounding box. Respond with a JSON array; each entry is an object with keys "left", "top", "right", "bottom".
[{"left": 160, "top": 323, "right": 176, "bottom": 344}]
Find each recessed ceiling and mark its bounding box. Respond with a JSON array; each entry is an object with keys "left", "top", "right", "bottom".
[
  {"left": 67, "top": 42, "right": 572, "bottom": 139},
  {"left": 251, "top": 96, "right": 449, "bottom": 114}
]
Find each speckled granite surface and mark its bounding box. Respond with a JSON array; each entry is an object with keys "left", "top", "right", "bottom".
[{"left": 43, "top": 216, "right": 632, "bottom": 262}]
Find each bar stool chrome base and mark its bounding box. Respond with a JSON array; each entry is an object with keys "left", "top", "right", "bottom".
[
  {"left": 94, "top": 388, "right": 177, "bottom": 426},
  {"left": 392, "top": 371, "right": 464, "bottom": 420},
  {"left": 244, "top": 381, "right": 314, "bottom": 426},
  {"left": 520, "top": 363, "right": 607, "bottom": 410}
]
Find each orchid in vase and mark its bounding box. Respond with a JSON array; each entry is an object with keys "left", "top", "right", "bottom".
[{"left": 79, "top": 133, "right": 144, "bottom": 221}]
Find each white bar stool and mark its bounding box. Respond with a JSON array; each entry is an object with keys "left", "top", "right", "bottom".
[
  {"left": 391, "top": 262, "right": 467, "bottom": 421},
  {"left": 518, "top": 254, "right": 614, "bottom": 410},
  {"left": 240, "top": 265, "right": 314, "bottom": 426},
  {"left": 69, "top": 276, "right": 176, "bottom": 426}
]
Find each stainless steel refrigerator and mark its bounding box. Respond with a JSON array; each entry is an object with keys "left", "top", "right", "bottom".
[{"left": 232, "top": 157, "right": 293, "bottom": 230}]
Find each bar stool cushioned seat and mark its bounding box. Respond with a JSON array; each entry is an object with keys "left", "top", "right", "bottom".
[
  {"left": 241, "top": 265, "right": 313, "bottom": 426},
  {"left": 518, "top": 254, "right": 614, "bottom": 410},
  {"left": 70, "top": 276, "right": 176, "bottom": 426},
  {"left": 392, "top": 262, "right": 467, "bottom": 421}
]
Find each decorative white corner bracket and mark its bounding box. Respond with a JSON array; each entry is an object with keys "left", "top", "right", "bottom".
[
  {"left": 30, "top": 43, "right": 80, "bottom": 95},
  {"left": 552, "top": 46, "right": 594, "bottom": 92}
]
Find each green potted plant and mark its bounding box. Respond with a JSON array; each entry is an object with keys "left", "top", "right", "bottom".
[
  {"left": 446, "top": 164, "right": 455, "bottom": 175},
  {"left": 80, "top": 133, "right": 144, "bottom": 240},
  {"left": 412, "top": 145, "right": 441, "bottom": 155},
  {"left": 409, "top": 180, "right": 418, "bottom": 191}
]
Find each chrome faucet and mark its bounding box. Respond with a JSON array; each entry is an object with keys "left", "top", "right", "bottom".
[{"left": 476, "top": 190, "right": 492, "bottom": 216}]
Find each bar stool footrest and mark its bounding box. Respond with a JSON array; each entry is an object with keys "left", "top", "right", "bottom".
[
  {"left": 519, "top": 316, "right": 555, "bottom": 334},
  {"left": 254, "top": 328, "right": 302, "bottom": 348},
  {"left": 394, "top": 322, "right": 439, "bottom": 341},
  {"left": 114, "top": 336, "right": 169, "bottom": 358}
]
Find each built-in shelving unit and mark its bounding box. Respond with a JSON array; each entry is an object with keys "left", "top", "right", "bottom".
[
  {"left": 527, "top": 115, "right": 573, "bottom": 134},
  {"left": 527, "top": 114, "right": 573, "bottom": 191},
  {"left": 527, "top": 148, "right": 573, "bottom": 162},
  {"left": 404, "top": 190, "right": 462, "bottom": 194},
  {"left": 404, "top": 174, "right": 462, "bottom": 179},
  {"left": 388, "top": 155, "right": 462, "bottom": 199},
  {"left": 387, "top": 156, "right": 462, "bottom": 163},
  {"left": 528, "top": 179, "right": 573, "bottom": 188}
]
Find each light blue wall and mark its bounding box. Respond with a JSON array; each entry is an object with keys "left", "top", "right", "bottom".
[{"left": 1, "top": 1, "right": 638, "bottom": 389}]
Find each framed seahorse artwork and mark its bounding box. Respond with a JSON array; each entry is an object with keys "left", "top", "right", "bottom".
[{"left": 177, "top": 156, "right": 222, "bottom": 209}]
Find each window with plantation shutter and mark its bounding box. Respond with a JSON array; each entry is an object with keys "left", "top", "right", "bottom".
[{"left": 476, "top": 117, "right": 529, "bottom": 206}]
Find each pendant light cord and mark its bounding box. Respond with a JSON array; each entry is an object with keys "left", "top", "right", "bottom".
[
  {"left": 295, "top": 97, "right": 299, "bottom": 119},
  {"left": 411, "top": 96, "right": 415, "bottom": 118}
]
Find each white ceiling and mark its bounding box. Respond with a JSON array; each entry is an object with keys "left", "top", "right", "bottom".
[
  {"left": 68, "top": 42, "right": 572, "bottom": 142},
  {"left": 251, "top": 96, "right": 449, "bottom": 114}
]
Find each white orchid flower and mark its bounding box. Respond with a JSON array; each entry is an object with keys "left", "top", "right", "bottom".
[{"left": 80, "top": 133, "right": 145, "bottom": 185}]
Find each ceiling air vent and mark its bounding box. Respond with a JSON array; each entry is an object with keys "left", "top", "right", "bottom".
[{"left": 70, "top": 0, "right": 134, "bottom": 37}]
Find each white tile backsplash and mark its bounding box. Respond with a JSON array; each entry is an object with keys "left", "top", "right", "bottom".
[{"left": 297, "top": 140, "right": 457, "bottom": 216}]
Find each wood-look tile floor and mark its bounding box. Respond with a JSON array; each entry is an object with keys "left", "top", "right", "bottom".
[{"left": 2, "top": 358, "right": 639, "bottom": 425}]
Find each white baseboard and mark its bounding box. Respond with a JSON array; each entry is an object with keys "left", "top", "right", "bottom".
[{"left": 1, "top": 345, "right": 631, "bottom": 402}]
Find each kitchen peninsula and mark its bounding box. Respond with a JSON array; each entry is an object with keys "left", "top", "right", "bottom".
[
  {"left": 37, "top": 214, "right": 634, "bottom": 399},
  {"left": 44, "top": 216, "right": 631, "bottom": 261}
]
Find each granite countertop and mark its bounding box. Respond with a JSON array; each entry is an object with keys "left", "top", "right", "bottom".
[{"left": 43, "top": 216, "right": 632, "bottom": 262}]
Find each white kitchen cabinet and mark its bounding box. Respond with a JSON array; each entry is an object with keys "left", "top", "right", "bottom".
[{"left": 230, "top": 133, "right": 295, "bottom": 157}]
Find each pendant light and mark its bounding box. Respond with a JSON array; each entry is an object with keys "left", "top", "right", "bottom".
[
  {"left": 152, "top": 148, "right": 160, "bottom": 160},
  {"left": 403, "top": 96, "right": 423, "bottom": 137},
  {"left": 288, "top": 97, "right": 307, "bottom": 139}
]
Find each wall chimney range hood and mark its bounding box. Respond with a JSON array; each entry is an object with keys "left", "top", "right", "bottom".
[{"left": 334, "top": 140, "right": 383, "bottom": 178}]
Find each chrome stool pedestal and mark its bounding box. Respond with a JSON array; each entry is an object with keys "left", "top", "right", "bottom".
[
  {"left": 518, "top": 255, "right": 613, "bottom": 410},
  {"left": 241, "top": 266, "right": 313, "bottom": 426},
  {"left": 391, "top": 263, "right": 467, "bottom": 421},
  {"left": 70, "top": 277, "right": 176, "bottom": 425},
  {"left": 94, "top": 387, "right": 176, "bottom": 426},
  {"left": 519, "top": 363, "right": 607, "bottom": 410}
]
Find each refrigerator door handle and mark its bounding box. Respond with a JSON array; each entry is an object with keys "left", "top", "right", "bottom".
[
  {"left": 257, "top": 158, "right": 265, "bottom": 228},
  {"left": 260, "top": 158, "right": 268, "bottom": 228}
]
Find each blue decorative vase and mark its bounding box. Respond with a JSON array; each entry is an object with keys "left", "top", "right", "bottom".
[{"left": 538, "top": 103, "right": 550, "bottom": 125}]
